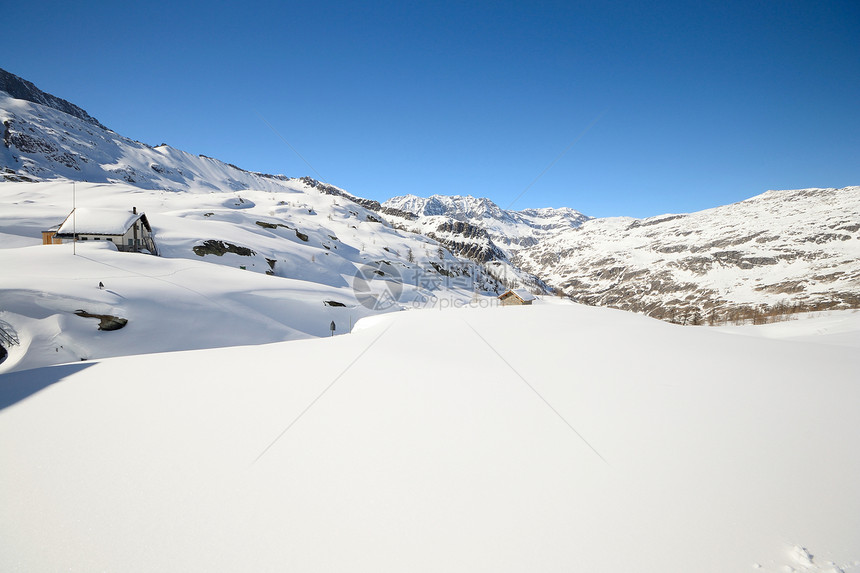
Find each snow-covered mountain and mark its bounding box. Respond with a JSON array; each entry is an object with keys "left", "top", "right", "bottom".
[
  {"left": 0, "top": 68, "right": 107, "bottom": 130},
  {"left": 515, "top": 187, "right": 860, "bottom": 322},
  {"left": 2, "top": 65, "right": 858, "bottom": 332},
  {"left": 383, "top": 193, "right": 590, "bottom": 254},
  {"left": 381, "top": 194, "right": 589, "bottom": 291},
  {"left": 1, "top": 76, "right": 292, "bottom": 192},
  {"left": 384, "top": 188, "right": 860, "bottom": 322},
  {"left": 0, "top": 68, "right": 525, "bottom": 372}
]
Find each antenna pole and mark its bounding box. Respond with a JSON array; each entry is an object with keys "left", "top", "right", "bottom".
[{"left": 72, "top": 182, "right": 76, "bottom": 255}]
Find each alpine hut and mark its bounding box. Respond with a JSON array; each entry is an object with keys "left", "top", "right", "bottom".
[
  {"left": 498, "top": 288, "right": 537, "bottom": 306},
  {"left": 50, "top": 207, "right": 158, "bottom": 254}
]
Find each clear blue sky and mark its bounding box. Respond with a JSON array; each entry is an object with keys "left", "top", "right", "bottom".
[{"left": 4, "top": 0, "right": 859, "bottom": 217}]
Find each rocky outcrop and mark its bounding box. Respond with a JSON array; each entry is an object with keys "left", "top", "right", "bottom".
[
  {"left": 427, "top": 221, "right": 507, "bottom": 263},
  {"left": 74, "top": 310, "right": 128, "bottom": 331},
  {"left": 192, "top": 240, "right": 256, "bottom": 257}
]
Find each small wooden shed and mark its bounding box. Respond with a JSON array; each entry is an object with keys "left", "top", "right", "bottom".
[
  {"left": 41, "top": 225, "right": 62, "bottom": 244},
  {"left": 498, "top": 288, "right": 537, "bottom": 306}
]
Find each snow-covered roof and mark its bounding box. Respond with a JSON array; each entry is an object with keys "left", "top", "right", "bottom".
[
  {"left": 500, "top": 288, "right": 537, "bottom": 302},
  {"left": 56, "top": 208, "right": 148, "bottom": 236}
]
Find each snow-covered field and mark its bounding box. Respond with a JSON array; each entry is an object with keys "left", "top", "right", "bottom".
[
  {"left": 0, "top": 241, "right": 376, "bottom": 372},
  {"left": 2, "top": 301, "right": 858, "bottom": 572},
  {"left": 715, "top": 309, "right": 860, "bottom": 348}
]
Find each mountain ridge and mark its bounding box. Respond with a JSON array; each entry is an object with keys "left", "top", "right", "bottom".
[
  {"left": 517, "top": 185, "right": 860, "bottom": 321},
  {"left": 0, "top": 67, "right": 107, "bottom": 130},
  {"left": 382, "top": 186, "right": 860, "bottom": 322},
  {"left": 2, "top": 69, "right": 858, "bottom": 323}
]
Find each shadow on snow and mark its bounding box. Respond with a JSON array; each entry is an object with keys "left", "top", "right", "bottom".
[{"left": 0, "top": 362, "right": 95, "bottom": 411}]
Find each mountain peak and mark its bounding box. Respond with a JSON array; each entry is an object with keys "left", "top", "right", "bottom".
[
  {"left": 383, "top": 194, "right": 498, "bottom": 218},
  {"left": 0, "top": 67, "right": 107, "bottom": 130}
]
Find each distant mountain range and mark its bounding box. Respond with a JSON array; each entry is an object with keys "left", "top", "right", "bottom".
[
  {"left": 516, "top": 187, "right": 860, "bottom": 322},
  {"left": 381, "top": 188, "right": 860, "bottom": 323},
  {"left": 2, "top": 66, "right": 858, "bottom": 323}
]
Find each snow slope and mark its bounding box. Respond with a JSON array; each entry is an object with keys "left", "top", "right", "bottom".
[
  {"left": 1, "top": 302, "right": 858, "bottom": 572},
  {"left": 0, "top": 179, "right": 492, "bottom": 291},
  {"left": 0, "top": 240, "right": 386, "bottom": 373},
  {"left": 715, "top": 308, "right": 860, "bottom": 348},
  {"left": 0, "top": 88, "right": 296, "bottom": 193},
  {"left": 0, "top": 180, "right": 509, "bottom": 373}
]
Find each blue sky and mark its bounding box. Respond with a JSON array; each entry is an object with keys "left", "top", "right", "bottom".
[{"left": 4, "top": 0, "right": 859, "bottom": 217}]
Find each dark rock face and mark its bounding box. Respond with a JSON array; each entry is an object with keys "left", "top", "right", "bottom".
[
  {"left": 192, "top": 240, "right": 256, "bottom": 257},
  {"left": 3, "top": 118, "right": 84, "bottom": 170},
  {"left": 1, "top": 167, "right": 35, "bottom": 182},
  {"left": 379, "top": 206, "right": 418, "bottom": 220},
  {"left": 625, "top": 214, "right": 686, "bottom": 231},
  {"left": 5, "top": 122, "right": 57, "bottom": 154},
  {"left": 435, "top": 220, "right": 487, "bottom": 239},
  {"left": 428, "top": 220, "right": 507, "bottom": 264},
  {"left": 0, "top": 67, "right": 108, "bottom": 130},
  {"left": 301, "top": 177, "right": 380, "bottom": 211},
  {"left": 711, "top": 251, "right": 778, "bottom": 269},
  {"left": 255, "top": 220, "right": 309, "bottom": 242}
]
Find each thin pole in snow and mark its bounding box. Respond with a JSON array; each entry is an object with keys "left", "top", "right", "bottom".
[{"left": 72, "top": 182, "right": 76, "bottom": 256}]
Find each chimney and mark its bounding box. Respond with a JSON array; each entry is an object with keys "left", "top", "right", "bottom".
[{"left": 133, "top": 206, "right": 137, "bottom": 215}]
